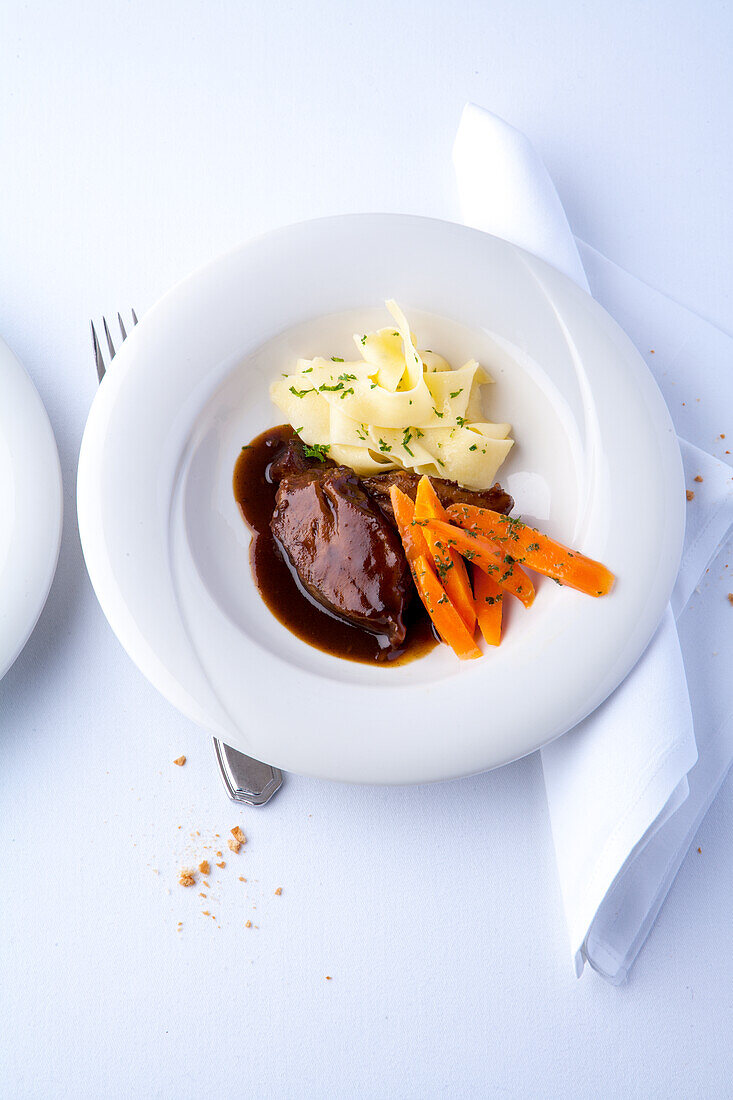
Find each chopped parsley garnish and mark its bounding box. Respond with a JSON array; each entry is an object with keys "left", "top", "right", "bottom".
[
  {"left": 294, "top": 426, "right": 303, "bottom": 433},
  {"left": 338, "top": 372, "right": 357, "bottom": 381},
  {"left": 432, "top": 407, "right": 444, "bottom": 419},
  {"left": 456, "top": 416, "right": 467, "bottom": 428},
  {"left": 414, "top": 427, "right": 424, "bottom": 438},
  {"left": 339, "top": 387, "right": 355, "bottom": 399},
  {"left": 319, "top": 381, "right": 344, "bottom": 392},
  {"left": 527, "top": 542, "right": 540, "bottom": 552},
  {"left": 360, "top": 335, "right": 367, "bottom": 345},
  {"left": 241, "top": 444, "right": 252, "bottom": 450},
  {"left": 331, "top": 356, "right": 344, "bottom": 362},
  {"left": 435, "top": 457, "right": 445, "bottom": 467},
  {"left": 503, "top": 554, "right": 515, "bottom": 564},
  {"left": 462, "top": 549, "right": 477, "bottom": 561},
  {"left": 449, "top": 389, "right": 463, "bottom": 399},
  {"left": 378, "top": 438, "right": 392, "bottom": 453},
  {"left": 289, "top": 385, "right": 315, "bottom": 398},
  {"left": 469, "top": 444, "right": 478, "bottom": 451},
  {"left": 302, "top": 366, "right": 313, "bottom": 373},
  {"left": 302, "top": 443, "right": 331, "bottom": 462}
]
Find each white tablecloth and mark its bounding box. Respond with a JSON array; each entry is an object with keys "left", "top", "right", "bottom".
[{"left": 2, "top": 3, "right": 732, "bottom": 1097}]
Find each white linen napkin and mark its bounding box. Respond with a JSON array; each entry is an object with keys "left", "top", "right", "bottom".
[{"left": 453, "top": 104, "right": 733, "bottom": 982}]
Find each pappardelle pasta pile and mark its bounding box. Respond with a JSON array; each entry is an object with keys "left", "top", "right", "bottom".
[{"left": 270, "top": 301, "right": 513, "bottom": 490}]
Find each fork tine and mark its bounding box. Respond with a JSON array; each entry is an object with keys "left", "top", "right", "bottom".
[
  {"left": 91, "top": 321, "right": 106, "bottom": 382},
  {"left": 118, "top": 312, "right": 127, "bottom": 341},
  {"left": 103, "top": 316, "right": 116, "bottom": 360},
  {"left": 131, "top": 308, "right": 139, "bottom": 326}
]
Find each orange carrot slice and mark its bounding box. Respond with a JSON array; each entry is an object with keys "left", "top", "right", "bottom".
[
  {"left": 412, "top": 555, "right": 481, "bottom": 660},
  {"left": 473, "top": 566, "right": 503, "bottom": 646},
  {"left": 414, "top": 476, "right": 476, "bottom": 634},
  {"left": 422, "top": 519, "right": 535, "bottom": 608},
  {"left": 446, "top": 505, "right": 615, "bottom": 597},
  {"left": 390, "top": 486, "right": 481, "bottom": 660},
  {"left": 389, "top": 484, "right": 432, "bottom": 568}
]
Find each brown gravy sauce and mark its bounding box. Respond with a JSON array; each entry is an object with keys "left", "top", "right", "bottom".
[{"left": 233, "top": 424, "right": 438, "bottom": 666}]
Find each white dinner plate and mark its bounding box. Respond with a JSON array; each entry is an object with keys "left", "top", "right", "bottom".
[
  {"left": 77, "top": 215, "right": 684, "bottom": 783},
  {"left": 0, "top": 336, "right": 63, "bottom": 680}
]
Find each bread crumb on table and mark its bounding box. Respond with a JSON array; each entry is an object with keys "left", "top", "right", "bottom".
[
  {"left": 239, "top": 876, "right": 247, "bottom": 883},
  {"left": 216, "top": 861, "right": 226, "bottom": 869},
  {"left": 245, "top": 920, "right": 252, "bottom": 928},
  {"left": 727, "top": 593, "right": 733, "bottom": 605},
  {"left": 173, "top": 756, "right": 186, "bottom": 766},
  {"left": 694, "top": 475, "right": 703, "bottom": 483},
  {"left": 274, "top": 887, "right": 282, "bottom": 896},
  {"left": 228, "top": 838, "right": 241, "bottom": 853},
  {"left": 686, "top": 490, "right": 695, "bottom": 501},
  {"left": 231, "top": 826, "right": 246, "bottom": 845},
  {"left": 178, "top": 869, "right": 196, "bottom": 887},
  {"left": 198, "top": 860, "right": 210, "bottom": 876}
]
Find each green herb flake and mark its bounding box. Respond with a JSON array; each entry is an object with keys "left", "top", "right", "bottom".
[
  {"left": 456, "top": 416, "right": 467, "bottom": 428},
  {"left": 289, "top": 385, "right": 315, "bottom": 398},
  {"left": 449, "top": 389, "right": 463, "bottom": 399},
  {"left": 432, "top": 407, "right": 444, "bottom": 419},
  {"left": 378, "top": 438, "right": 392, "bottom": 453},
  {"left": 302, "top": 443, "right": 331, "bottom": 462},
  {"left": 469, "top": 444, "right": 478, "bottom": 452},
  {"left": 318, "top": 381, "right": 344, "bottom": 392},
  {"left": 360, "top": 335, "right": 368, "bottom": 345},
  {"left": 331, "top": 356, "right": 344, "bottom": 362},
  {"left": 527, "top": 542, "right": 540, "bottom": 552},
  {"left": 338, "top": 372, "right": 357, "bottom": 381}
]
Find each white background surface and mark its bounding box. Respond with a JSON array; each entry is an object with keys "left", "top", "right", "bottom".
[{"left": 1, "top": 2, "right": 732, "bottom": 1097}]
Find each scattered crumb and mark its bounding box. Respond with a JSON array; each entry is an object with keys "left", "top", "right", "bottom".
[
  {"left": 727, "top": 594, "right": 733, "bottom": 605},
  {"left": 686, "top": 490, "right": 695, "bottom": 501},
  {"left": 274, "top": 887, "right": 282, "bottom": 896},
  {"left": 152, "top": 869, "right": 159, "bottom": 875},
  {"left": 326, "top": 976, "right": 332, "bottom": 981},
  {"left": 245, "top": 920, "right": 252, "bottom": 928},
  {"left": 202, "top": 910, "right": 210, "bottom": 916},
  {"left": 650, "top": 349, "right": 655, "bottom": 354},
  {"left": 721, "top": 434, "right": 726, "bottom": 439},
  {"left": 198, "top": 860, "right": 210, "bottom": 876},
  {"left": 203, "top": 881, "right": 211, "bottom": 889},
  {"left": 694, "top": 475, "right": 703, "bottom": 483},
  {"left": 216, "top": 851, "right": 223, "bottom": 859},
  {"left": 198, "top": 892, "right": 207, "bottom": 898},
  {"left": 228, "top": 838, "right": 241, "bottom": 853},
  {"left": 697, "top": 847, "right": 702, "bottom": 853},
  {"left": 216, "top": 861, "right": 226, "bottom": 869},
  {"left": 238, "top": 876, "right": 247, "bottom": 883},
  {"left": 178, "top": 869, "right": 196, "bottom": 887},
  {"left": 173, "top": 756, "right": 186, "bottom": 766},
  {"left": 231, "top": 826, "right": 246, "bottom": 845}
]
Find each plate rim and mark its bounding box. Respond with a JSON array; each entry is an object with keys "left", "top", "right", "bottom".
[{"left": 0, "top": 336, "right": 63, "bottom": 680}]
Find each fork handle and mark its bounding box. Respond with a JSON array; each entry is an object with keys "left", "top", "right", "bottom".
[{"left": 212, "top": 738, "right": 283, "bottom": 805}]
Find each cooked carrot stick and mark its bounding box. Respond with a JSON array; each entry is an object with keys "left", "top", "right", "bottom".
[
  {"left": 472, "top": 566, "right": 503, "bottom": 646},
  {"left": 414, "top": 476, "right": 476, "bottom": 634},
  {"left": 389, "top": 484, "right": 432, "bottom": 568},
  {"left": 446, "top": 505, "right": 615, "bottom": 597},
  {"left": 412, "top": 555, "right": 481, "bottom": 660},
  {"left": 421, "top": 519, "right": 535, "bottom": 608},
  {"left": 390, "top": 486, "right": 480, "bottom": 660}
]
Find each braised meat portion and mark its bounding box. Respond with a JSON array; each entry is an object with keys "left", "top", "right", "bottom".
[
  {"left": 268, "top": 436, "right": 335, "bottom": 483},
  {"left": 271, "top": 465, "right": 411, "bottom": 647},
  {"left": 361, "top": 470, "right": 514, "bottom": 526}
]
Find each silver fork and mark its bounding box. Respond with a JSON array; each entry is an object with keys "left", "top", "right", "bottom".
[{"left": 90, "top": 310, "right": 283, "bottom": 806}]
